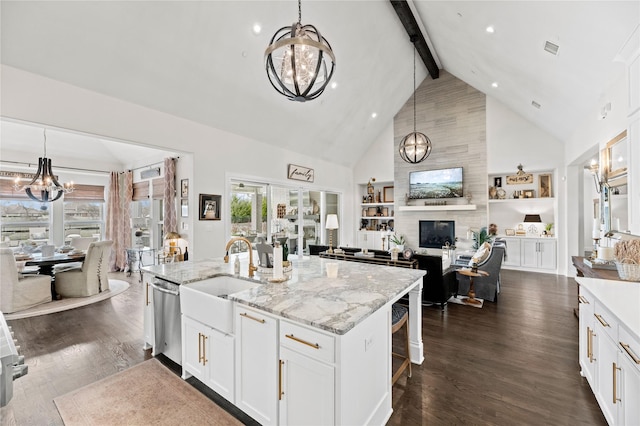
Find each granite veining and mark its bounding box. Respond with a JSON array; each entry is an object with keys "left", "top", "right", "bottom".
[{"left": 143, "top": 257, "right": 425, "bottom": 335}]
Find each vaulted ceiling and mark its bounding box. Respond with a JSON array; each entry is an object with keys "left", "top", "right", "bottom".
[{"left": 1, "top": 1, "right": 638, "bottom": 168}]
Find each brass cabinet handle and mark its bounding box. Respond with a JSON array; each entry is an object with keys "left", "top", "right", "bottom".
[
  {"left": 240, "top": 312, "right": 266, "bottom": 324},
  {"left": 613, "top": 362, "right": 621, "bottom": 404},
  {"left": 202, "top": 334, "right": 208, "bottom": 366},
  {"left": 587, "top": 327, "right": 592, "bottom": 362},
  {"left": 279, "top": 360, "right": 284, "bottom": 400},
  {"left": 594, "top": 313, "right": 610, "bottom": 327},
  {"left": 285, "top": 334, "right": 320, "bottom": 349},
  {"left": 578, "top": 296, "right": 589, "bottom": 304},
  {"left": 620, "top": 342, "right": 640, "bottom": 364},
  {"left": 145, "top": 282, "right": 150, "bottom": 306},
  {"left": 589, "top": 329, "right": 596, "bottom": 363},
  {"left": 198, "top": 332, "right": 203, "bottom": 364}
]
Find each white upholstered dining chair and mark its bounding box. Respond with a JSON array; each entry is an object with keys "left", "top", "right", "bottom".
[
  {"left": 55, "top": 241, "right": 113, "bottom": 298},
  {"left": 0, "top": 248, "right": 52, "bottom": 313}
]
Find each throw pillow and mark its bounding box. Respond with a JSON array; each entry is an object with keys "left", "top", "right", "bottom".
[{"left": 470, "top": 243, "right": 492, "bottom": 265}]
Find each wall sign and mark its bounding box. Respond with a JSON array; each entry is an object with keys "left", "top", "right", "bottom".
[{"left": 287, "top": 164, "right": 314, "bottom": 183}]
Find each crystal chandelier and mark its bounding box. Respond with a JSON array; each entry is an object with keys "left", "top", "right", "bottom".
[
  {"left": 265, "top": 0, "right": 335, "bottom": 102},
  {"left": 13, "top": 129, "right": 74, "bottom": 202},
  {"left": 399, "top": 40, "right": 432, "bottom": 164}
]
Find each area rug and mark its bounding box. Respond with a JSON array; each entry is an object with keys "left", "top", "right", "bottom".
[
  {"left": 54, "top": 358, "right": 241, "bottom": 426},
  {"left": 447, "top": 295, "right": 484, "bottom": 308},
  {"left": 4, "top": 279, "right": 129, "bottom": 320}
]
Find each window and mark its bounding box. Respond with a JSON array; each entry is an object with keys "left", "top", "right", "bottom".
[
  {"left": 0, "top": 199, "right": 51, "bottom": 247},
  {"left": 63, "top": 184, "right": 105, "bottom": 241}
]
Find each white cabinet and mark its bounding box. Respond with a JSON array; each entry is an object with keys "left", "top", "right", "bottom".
[
  {"left": 520, "top": 238, "right": 556, "bottom": 270},
  {"left": 235, "top": 306, "right": 279, "bottom": 426},
  {"left": 578, "top": 281, "right": 640, "bottom": 426},
  {"left": 279, "top": 321, "right": 335, "bottom": 426},
  {"left": 501, "top": 237, "right": 521, "bottom": 267},
  {"left": 357, "top": 230, "right": 388, "bottom": 250},
  {"left": 182, "top": 316, "right": 234, "bottom": 403},
  {"left": 142, "top": 273, "right": 154, "bottom": 350}
]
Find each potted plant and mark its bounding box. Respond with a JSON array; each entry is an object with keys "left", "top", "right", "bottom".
[
  {"left": 544, "top": 223, "right": 554, "bottom": 236},
  {"left": 390, "top": 234, "right": 405, "bottom": 251},
  {"left": 472, "top": 227, "right": 492, "bottom": 249}
]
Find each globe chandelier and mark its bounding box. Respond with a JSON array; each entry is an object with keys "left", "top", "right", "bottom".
[
  {"left": 13, "top": 129, "right": 74, "bottom": 202},
  {"left": 264, "top": 0, "right": 336, "bottom": 102},
  {"left": 399, "top": 38, "right": 432, "bottom": 164}
]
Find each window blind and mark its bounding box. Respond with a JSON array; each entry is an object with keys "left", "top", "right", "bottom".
[
  {"left": 63, "top": 184, "right": 105, "bottom": 202},
  {"left": 152, "top": 178, "right": 165, "bottom": 199},
  {"left": 132, "top": 181, "right": 150, "bottom": 201},
  {"left": 0, "top": 179, "right": 30, "bottom": 200}
]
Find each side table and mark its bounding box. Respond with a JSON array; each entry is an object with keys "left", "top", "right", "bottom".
[
  {"left": 456, "top": 269, "right": 489, "bottom": 305},
  {"left": 125, "top": 247, "right": 156, "bottom": 282}
]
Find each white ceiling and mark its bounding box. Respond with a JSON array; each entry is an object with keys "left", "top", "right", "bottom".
[{"left": 1, "top": 1, "right": 638, "bottom": 168}]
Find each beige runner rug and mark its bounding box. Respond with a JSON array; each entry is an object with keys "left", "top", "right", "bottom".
[{"left": 54, "top": 358, "right": 241, "bottom": 425}]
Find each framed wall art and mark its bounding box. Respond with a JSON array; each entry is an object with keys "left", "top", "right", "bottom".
[
  {"left": 383, "top": 186, "right": 394, "bottom": 203},
  {"left": 538, "top": 174, "right": 552, "bottom": 198},
  {"left": 604, "top": 130, "right": 628, "bottom": 181},
  {"left": 199, "top": 194, "right": 221, "bottom": 220},
  {"left": 505, "top": 228, "right": 515, "bottom": 236},
  {"left": 181, "top": 179, "right": 189, "bottom": 198},
  {"left": 181, "top": 199, "right": 188, "bottom": 218}
]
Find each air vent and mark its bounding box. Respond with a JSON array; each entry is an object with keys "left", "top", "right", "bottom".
[
  {"left": 544, "top": 41, "right": 559, "bottom": 55},
  {"left": 531, "top": 101, "right": 541, "bottom": 109}
]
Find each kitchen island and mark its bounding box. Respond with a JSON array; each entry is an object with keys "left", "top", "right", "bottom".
[{"left": 142, "top": 256, "right": 425, "bottom": 425}]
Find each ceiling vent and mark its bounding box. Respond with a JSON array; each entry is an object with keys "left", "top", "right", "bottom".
[
  {"left": 544, "top": 41, "right": 559, "bottom": 55},
  {"left": 531, "top": 101, "right": 541, "bottom": 109},
  {"left": 140, "top": 167, "right": 161, "bottom": 179}
]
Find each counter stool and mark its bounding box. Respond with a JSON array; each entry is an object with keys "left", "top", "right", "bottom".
[{"left": 391, "top": 304, "right": 411, "bottom": 385}]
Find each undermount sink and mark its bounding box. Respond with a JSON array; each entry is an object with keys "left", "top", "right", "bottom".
[{"left": 180, "top": 276, "right": 260, "bottom": 334}]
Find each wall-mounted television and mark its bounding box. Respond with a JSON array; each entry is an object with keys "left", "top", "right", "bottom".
[
  {"left": 419, "top": 220, "right": 455, "bottom": 249},
  {"left": 409, "top": 167, "right": 463, "bottom": 199}
]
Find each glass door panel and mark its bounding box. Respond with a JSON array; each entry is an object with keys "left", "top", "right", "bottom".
[{"left": 230, "top": 180, "right": 267, "bottom": 254}]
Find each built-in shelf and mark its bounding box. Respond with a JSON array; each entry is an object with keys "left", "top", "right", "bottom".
[
  {"left": 488, "top": 198, "right": 554, "bottom": 203},
  {"left": 398, "top": 205, "right": 477, "bottom": 211},
  {"left": 360, "top": 216, "right": 394, "bottom": 220},
  {"left": 360, "top": 203, "right": 394, "bottom": 207}
]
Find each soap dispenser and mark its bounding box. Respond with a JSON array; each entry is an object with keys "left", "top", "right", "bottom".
[{"left": 234, "top": 255, "right": 240, "bottom": 274}]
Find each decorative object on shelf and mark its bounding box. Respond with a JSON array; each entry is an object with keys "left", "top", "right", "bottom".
[
  {"left": 538, "top": 173, "right": 552, "bottom": 198},
  {"left": 497, "top": 188, "right": 506, "bottom": 199},
  {"left": 613, "top": 239, "right": 640, "bottom": 281},
  {"left": 505, "top": 228, "right": 515, "bottom": 236},
  {"left": 489, "top": 186, "right": 497, "bottom": 199},
  {"left": 506, "top": 164, "right": 533, "bottom": 185},
  {"left": 383, "top": 186, "right": 394, "bottom": 203},
  {"left": 199, "top": 194, "right": 221, "bottom": 220},
  {"left": 367, "top": 178, "right": 375, "bottom": 194},
  {"left": 399, "top": 37, "right": 432, "bottom": 164},
  {"left": 543, "top": 223, "right": 554, "bottom": 236},
  {"left": 488, "top": 223, "right": 498, "bottom": 236},
  {"left": 287, "top": 164, "right": 314, "bottom": 182},
  {"left": 402, "top": 247, "right": 414, "bottom": 260},
  {"left": 516, "top": 224, "right": 527, "bottom": 236},
  {"left": 180, "top": 179, "right": 189, "bottom": 197},
  {"left": 264, "top": 0, "right": 335, "bottom": 102},
  {"left": 523, "top": 214, "right": 542, "bottom": 235},
  {"left": 494, "top": 177, "right": 502, "bottom": 188},
  {"left": 325, "top": 214, "right": 339, "bottom": 253},
  {"left": 13, "top": 129, "right": 74, "bottom": 202},
  {"left": 376, "top": 190, "right": 381, "bottom": 203},
  {"left": 523, "top": 190, "right": 535, "bottom": 198},
  {"left": 277, "top": 203, "right": 287, "bottom": 218}
]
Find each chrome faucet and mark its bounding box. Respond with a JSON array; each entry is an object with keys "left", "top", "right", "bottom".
[{"left": 224, "top": 237, "right": 258, "bottom": 277}]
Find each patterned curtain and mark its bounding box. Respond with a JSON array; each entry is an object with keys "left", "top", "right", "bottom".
[
  {"left": 163, "top": 158, "right": 177, "bottom": 235},
  {"left": 105, "top": 171, "right": 133, "bottom": 271}
]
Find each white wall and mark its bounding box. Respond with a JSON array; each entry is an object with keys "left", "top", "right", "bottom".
[{"left": 1, "top": 65, "right": 355, "bottom": 258}]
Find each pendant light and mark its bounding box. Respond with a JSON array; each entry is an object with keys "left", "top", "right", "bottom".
[
  {"left": 265, "top": 0, "right": 336, "bottom": 102},
  {"left": 13, "top": 129, "right": 74, "bottom": 202},
  {"left": 399, "top": 37, "right": 432, "bottom": 164}
]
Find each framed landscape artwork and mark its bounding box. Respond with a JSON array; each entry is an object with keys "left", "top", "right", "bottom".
[{"left": 538, "top": 174, "right": 552, "bottom": 198}]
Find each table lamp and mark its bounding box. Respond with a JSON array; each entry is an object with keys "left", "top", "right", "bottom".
[
  {"left": 164, "top": 231, "right": 181, "bottom": 255},
  {"left": 326, "top": 214, "right": 339, "bottom": 254}
]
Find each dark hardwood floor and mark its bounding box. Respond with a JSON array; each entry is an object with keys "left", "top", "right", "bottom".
[{"left": 2, "top": 269, "right": 605, "bottom": 425}]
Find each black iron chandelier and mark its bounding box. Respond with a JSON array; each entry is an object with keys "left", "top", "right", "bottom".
[
  {"left": 264, "top": 0, "right": 335, "bottom": 102},
  {"left": 13, "top": 129, "right": 74, "bottom": 202},
  {"left": 399, "top": 38, "right": 432, "bottom": 164}
]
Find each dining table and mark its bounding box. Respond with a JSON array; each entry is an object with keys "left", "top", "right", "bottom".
[{"left": 24, "top": 252, "right": 86, "bottom": 299}]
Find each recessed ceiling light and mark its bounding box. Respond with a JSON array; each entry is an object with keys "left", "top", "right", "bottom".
[
  {"left": 331, "top": 82, "right": 338, "bottom": 89},
  {"left": 252, "top": 23, "right": 262, "bottom": 35},
  {"left": 486, "top": 26, "right": 495, "bottom": 34},
  {"left": 491, "top": 82, "right": 498, "bottom": 88},
  {"left": 531, "top": 100, "right": 541, "bottom": 109},
  {"left": 371, "top": 112, "right": 377, "bottom": 119}
]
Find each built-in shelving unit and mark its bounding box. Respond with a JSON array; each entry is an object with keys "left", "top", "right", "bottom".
[{"left": 398, "top": 205, "right": 477, "bottom": 212}]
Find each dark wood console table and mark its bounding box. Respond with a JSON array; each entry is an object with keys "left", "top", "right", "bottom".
[
  {"left": 319, "top": 251, "right": 418, "bottom": 269},
  {"left": 571, "top": 256, "right": 620, "bottom": 317}
]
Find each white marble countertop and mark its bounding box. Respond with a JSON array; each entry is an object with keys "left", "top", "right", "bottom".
[
  {"left": 576, "top": 277, "right": 640, "bottom": 338},
  {"left": 143, "top": 257, "right": 425, "bottom": 335}
]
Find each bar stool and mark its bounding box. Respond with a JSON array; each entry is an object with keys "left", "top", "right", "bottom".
[{"left": 391, "top": 303, "right": 411, "bottom": 385}]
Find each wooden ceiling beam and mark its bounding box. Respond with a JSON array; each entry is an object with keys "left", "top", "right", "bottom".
[{"left": 390, "top": 0, "right": 439, "bottom": 79}]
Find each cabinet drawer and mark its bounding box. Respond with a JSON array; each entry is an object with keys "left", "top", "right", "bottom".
[
  {"left": 619, "top": 326, "right": 640, "bottom": 370},
  {"left": 280, "top": 320, "right": 335, "bottom": 364},
  {"left": 593, "top": 301, "right": 618, "bottom": 343}
]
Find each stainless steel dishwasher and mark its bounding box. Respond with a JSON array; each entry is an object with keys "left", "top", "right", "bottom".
[{"left": 150, "top": 277, "right": 182, "bottom": 365}]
